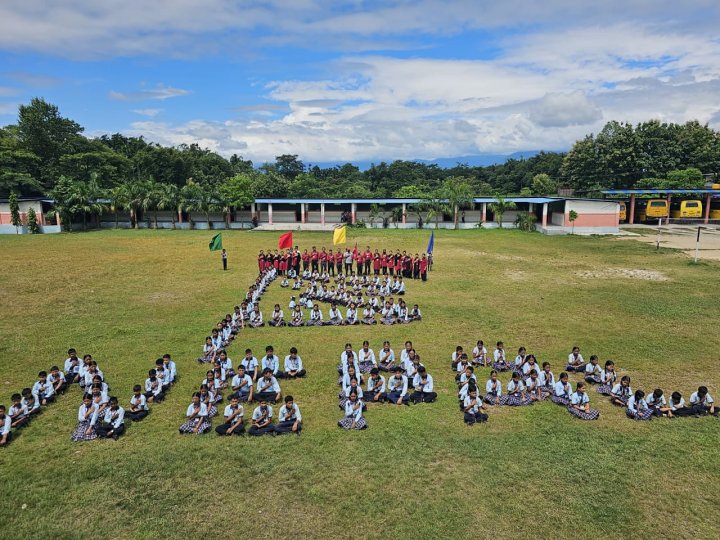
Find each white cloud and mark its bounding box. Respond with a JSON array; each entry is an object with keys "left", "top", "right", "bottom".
[
  {"left": 0, "top": 102, "right": 18, "bottom": 115},
  {"left": 529, "top": 92, "right": 603, "bottom": 128},
  {"left": 131, "top": 108, "right": 162, "bottom": 117},
  {"left": 110, "top": 85, "right": 189, "bottom": 101}
]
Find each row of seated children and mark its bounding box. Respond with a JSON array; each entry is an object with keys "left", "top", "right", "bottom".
[
  {"left": 215, "top": 266, "right": 278, "bottom": 336},
  {"left": 282, "top": 274, "right": 409, "bottom": 297},
  {"left": 262, "top": 300, "right": 421, "bottom": 327}
]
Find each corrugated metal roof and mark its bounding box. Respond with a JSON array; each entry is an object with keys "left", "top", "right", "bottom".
[{"left": 602, "top": 189, "right": 720, "bottom": 194}]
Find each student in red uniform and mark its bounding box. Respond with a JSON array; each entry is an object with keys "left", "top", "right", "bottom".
[
  {"left": 335, "top": 249, "right": 343, "bottom": 275},
  {"left": 373, "top": 250, "right": 381, "bottom": 275},
  {"left": 311, "top": 246, "right": 319, "bottom": 272},
  {"left": 394, "top": 253, "right": 402, "bottom": 276},
  {"left": 327, "top": 249, "right": 335, "bottom": 276},
  {"left": 355, "top": 249, "right": 364, "bottom": 276},
  {"left": 258, "top": 251, "right": 265, "bottom": 273},
  {"left": 302, "top": 249, "right": 310, "bottom": 271},
  {"left": 364, "top": 247, "right": 372, "bottom": 275},
  {"left": 420, "top": 254, "right": 428, "bottom": 281},
  {"left": 320, "top": 247, "right": 328, "bottom": 273},
  {"left": 381, "top": 250, "right": 389, "bottom": 275}
]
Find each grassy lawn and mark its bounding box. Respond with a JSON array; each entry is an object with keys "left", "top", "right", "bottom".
[{"left": 1, "top": 228, "right": 719, "bottom": 539}]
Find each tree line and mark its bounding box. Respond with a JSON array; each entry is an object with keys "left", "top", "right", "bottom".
[{"left": 2, "top": 98, "right": 719, "bottom": 228}]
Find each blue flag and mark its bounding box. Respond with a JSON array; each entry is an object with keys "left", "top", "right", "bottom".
[{"left": 426, "top": 231, "right": 434, "bottom": 254}]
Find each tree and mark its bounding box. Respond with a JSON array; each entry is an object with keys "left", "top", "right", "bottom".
[
  {"left": 568, "top": 210, "right": 578, "bottom": 234},
  {"left": 251, "top": 171, "right": 290, "bottom": 198},
  {"left": 0, "top": 126, "right": 42, "bottom": 196},
  {"left": 367, "top": 204, "right": 384, "bottom": 227},
  {"left": 27, "top": 207, "right": 40, "bottom": 234},
  {"left": 107, "top": 185, "right": 128, "bottom": 229},
  {"left": 390, "top": 206, "right": 404, "bottom": 228},
  {"left": 440, "top": 177, "right": 473, "bottom": 229},
  {"left": 182, "top": 179, "right": 219, "bottom": 228},
  {"left": 9, "top": 192, "right": 21, "bottom": 233},
  {"left": 49, "top": 176, "right": 76, "bottom": 231},
  {"left": 156, "top": 183, "right": 181, "bottom": 229},
  {"left": 488, "top": 196, "right": 516, "bottom": 227},
  {"left": 141, "top": 181, "right": 162, "bottom": 229},
  {"left": 531, "top": 173, "right": 558, "bottom": 195},
  {"left": 274, "top": 154, "right": 304, "bottom": 180},
  {"left": 124, "top": 180, "right": 150, "bottom": 229}
]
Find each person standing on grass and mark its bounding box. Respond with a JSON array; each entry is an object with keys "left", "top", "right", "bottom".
[{"left": 221, "top": 248, "right": 228, "bottom": 271}]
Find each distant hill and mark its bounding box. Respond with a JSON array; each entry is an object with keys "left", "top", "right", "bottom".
[{"left": 307, "top": 151, "right": 543, "bottom": 171}]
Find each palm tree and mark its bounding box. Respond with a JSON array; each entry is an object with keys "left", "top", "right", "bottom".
[
  {"left": 73, "top": 179, "right": 105, "bottom": 231},
  {"left": 489, "top": 195, "right": 517, "bottom": 227},
  {"left": 125, "top": 180, "right": 149, "bottom": 229},
  {"left": 141, "top": 181, "right": 161, "bottom": 229},
  {"left": 156, "top": 183, "right": 180, "bottom": 229},
  {"left": 108, "top": 185, "right": 128, "bottom": 229},
  {"left": 441, "top": 177, "right": 474, "bottom": 229}
]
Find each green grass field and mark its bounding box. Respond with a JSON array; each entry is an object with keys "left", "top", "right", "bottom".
[{"left": 1, "top": 229, "right": 719, "bottom": 539}]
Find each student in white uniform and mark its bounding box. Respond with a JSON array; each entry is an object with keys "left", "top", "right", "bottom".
[
  {"left": 524, "top": 369, "right": 545, "bottom": 402},
  {"left": 345, "top": 304, "right": 359, "bottom": 325},
  {"left": 646, "top": 389, "right": 673, "bottom": 417},
  {"left": 492, "top": 341, "right": 511, "bottom": 372},
  {"left": 584, "top": 355, "right": 602, "bottom": 384},
  {"left": 32, "top": 371, "right": 56, "bottom": 406},
  {"left": 451, "top": 346, "right": 465, "bottom": 371},
  {"left": 289, "top": 305, "right": 304, "bottom": 327},
  {"left": 64, "top": 348, "right": 81, "bottom": 384},
  {"left": 408, "top": 304, "right": 422, "bottom": 322},
  {"left": 71, "top": 394, "right": 99, "bottom": 441},
  {"left": 669, "top": 392, "right": 692, "bottom": 417},
  {"left": 254, "top": 368, "right": 281, "bottom": 403},
  {"left": 249, "top": 306, "right": 264, "bottom": 328},
  {"left": 506, "top": 372, "right": 532, "bottom": 406},
  {"left": 326, "top": 304, "right": 344, "bottom": 326},
  {"left": 552, "top": 373, "right": 572, "bottom": 406},
  {"left": 48, "top": 366, "right": 68, "bottom": 395},
  {"left": 162, "top": 354, "right": 178, "bottom": 384},
  {"left": 307, "top": 304, "right": 324, "bottom": 326},
  {"left": 215, "top": 395, "right": 245, "bottom": 436},
  {"left": 472, "top": 341, "right": 488, "bottom": 367},
  {"left": 610, "top": 375, "right": 632, "bottom": 406},
  {"left": 358, "top": 341, "right": 377, "bottom": 373},
  {"left": 410, "top": 366, "right": 437, "bottom": 403},
  {"left": 567, "top": 382, "right": 600, "bottom": 420},
  {"left": 144, "top": 369, "right": 165, "bottom": 403},
  {"left": 230, "top": 366, "right": 254, "bottom": 401},
  {"left": 97, "top": 397, "right": 125, "bottom": 440},
  {"left": 262, "top": 346, "right": 282, "bottom": 378},
  {"left": 387, "top": 367, "right": 410, "bottom": 405},
  {"left": 281, "top": 347, "right": 306, "bottom": 378},
  {"left": 689, "top": 386, "right": 717, "bottom": 416},
  {"left": 127, "top": 385, "right": 150, "bottom": 422},
  {"left": 538, "top": 362, "right": 555, "bottom": 396},
  {"left": 21, "top": 388, "right": 40, "bottom": 417},
  {"left": 597, "top": 360, "right": 617, "bottom": 395},
  {"left": 484, "top": 370, "right": 507, "bottom": 406},
  {"left": 361, "top": 305, "right": 376, "bottom": 325},
  {"left": 338, "top": 391, "right": 367, "bottom": 430},
  {"left": 0, "top": 405, "right": 12, "bottom": 446},
  {"left": 566, "top": 346, "right": 585, "bottom": 372},
  {"left": 463, "top": 385, "right": 488, "bottom": 425},
  {"left": 366, "top": 368, "right": 387, "bottom": 403},
  {"left": 457, "top": 366, "right": 477, "bottom": 404},
  {"left": 240, "top": 349, "right": 259, "bottom": 382},
  {"left": 179, "top": 392, "right": 211, "bottom": 434},
  {"left": 8, "top": 394, "right": 30, "bottom": 430},
  {"left": 269, "top": 304, "right": 286, "bottom": 327},
  {"left": 378, "top": 341, "right": 396, "bottom": 372},
  {"left": 248, "top": 400, "right": 275, "bottom": 436},
  {"left": 626, "top": 389, "right": 653, "bottom": 420},
  {"left": 275, "top": 396, "right": 302, "bottom": 435}
]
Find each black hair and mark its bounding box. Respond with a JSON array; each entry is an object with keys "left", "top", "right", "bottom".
[
  {"left": 133, "top": 384, "right": 142, "bottom": 392},
  {"left": 290, "top": 347, "right": 298, "bottom": 354},
  {"left": 285, "top": 395, "right": 293, "bottom": 403},
  {"left": 38, "top": 371, "right": 47, "bottom": 377},
  {"left": 635, "top": 389, "right": 645, "bottom": 400},
  {"left": 653, "top": 389, "right": 663, "bottom": 399},
  {"left": 11, "top": 393, "right": 21, "bottom": 401}
]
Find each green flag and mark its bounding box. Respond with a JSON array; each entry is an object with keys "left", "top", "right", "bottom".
[{"left": 209, "top": 233, "right": 223, "bottom": 251}]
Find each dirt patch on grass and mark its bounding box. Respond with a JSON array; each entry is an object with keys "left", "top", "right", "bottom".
[
  {"left": 575, "top": 268, "right": 669, "bottom": 281},
  {"left": 145, "top": 291, "right": 181, "bottom": 303},
  {"left": 504, "top": 269, "right": 528, "bottom": 281}
]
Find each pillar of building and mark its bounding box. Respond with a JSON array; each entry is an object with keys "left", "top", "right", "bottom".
[
  {"left": 351, "top": 202, "right": 357, "bottom": 224},
  {"left": 321, "top": 203, "right": 325, "bottom": 225},
  {"left": 402, "top": 203, "right": 407, "bottom": 224},
  {"left": 704, "top": 193, "right": 712, "bottom": 224},
  {"left": 541, "top": 203, "right": 548, "bottom": 227},
  {"left": 629, "top": 194, "right": 636, "bottom": 224},
  {"left": 300, "top": 203, "right": 305, "bottom": 223},
  {"left": 481, "top": 203, "right": 487, "bottom": 223},
  {"left": 268, "top": 203, "right": 273, "bottom": 225},
  {"left": 250, "top": 203, "right": 256, "bottom": 219},
  {"left": 178, "top": 208, "right": 183, "bottom": 224}
]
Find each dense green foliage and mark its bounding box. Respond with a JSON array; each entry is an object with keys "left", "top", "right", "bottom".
[{"left": 2, "top": 100, "right": 719, "bottom": 218}]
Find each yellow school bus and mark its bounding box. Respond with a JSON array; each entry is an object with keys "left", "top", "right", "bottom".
[
  {"left": 671, "top": 200, "right": 703, "bottom": 219},
  {"left": 618, "top": 202, "right": 626, "bottom": 222},
  {"left": 637, "top": 199, "right": 669, "bottom": 222},
  {"left": 710, "top": 201, "right": 720, "bottom": 220}
]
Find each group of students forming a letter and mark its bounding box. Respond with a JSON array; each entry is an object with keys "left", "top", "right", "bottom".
[{"left": 453, "top": 342, "right": 718, "bottom": 425}]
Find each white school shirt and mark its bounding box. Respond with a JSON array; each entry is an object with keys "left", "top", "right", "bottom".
[
  {"left": 32, "top": 380, "right": 55, "bottom": 400},
  {"left": 222, "top": 325, "right": 232, "bottom": 341},
  {"left": 400, "top": 349, "right": 412, "bottom": 365},
  {"left": 256, "top": 376, "right": 281, "bottom": 394},
  {"left": 305, "top": 298, "right": 314, "bottom": 309},
  {"left": 217, "top": 358, "right": 231, "bottom": 375},
  {"left": 539, "top": 371, "right": 555, "bottom": 387},
  {"left": 145, "top": 377, "right": 162, "bottom": 396},
  {"left": 284, "top": 355, "right": 303, "bottom": 372},
  {"left": 554, "top": 381, "right": 571, "bottom": 398},
  {"left": 626, "top": 396, "right": 647, "bottom": 414},
  {"left": 271, "top": 309, "right": 284, "bottom": 321},
  {"left": 464, "top": 396, "right": 483, "bottom": 414},
  {"left": 328, "top": 308, "right": 342, "bottom": 320},
  {"left": 345, "top": 400, "right": 363, "bottom": 421},
  {"left": 343, "top": 383, "right": 364, "bottom": 399},
  {"left": 413, "top": 374, "right": 434, "bottom": 392},
  {"left": 223, "top": 404, "right": 244, "bottom": 420},
  {"left": 456, "top": 361, "right": 470, "bottom": 374},
  {"left": 388, "top": 375, "right": 408, "bottom": 397},
  {"left": 689, "top": 391, "right": 714, "bottom": 405},
  {"left": 310, "top": 309, "right": 323, "bottom": 321},
  {"left": 48, "top": 372, "right": 65, "bottom": 386},
  {"left": 130, "top": 394, "right": 148, "bottom": 411},
  {"left": 211, "top": 335, "right": 223, "bottom": 348},
  {"left": 646, "top": 394, "right": 667, "bottom": 407},
  {"left": 406, "top": 362, "right": 423, "bottom": 379},
  {"left": 669, "top": 397, "right": 686, "bottom": 411},
  {"left": 104, "top": 407, "right": 125, "bottom": 428},
  {"left": 252, "top": 405, "right": 273, "bottom": 421},
  {"left": 78, "top": 403, "right": 99, "bottom": 425},
  {"left": 585, "top": 363, "right": 602, "bottom": 376},
  {"left": 379, "top": 349, "right": 396, "bottom": 365},
  {"left": 493, "top": 349, "right": 505, "bottom": 362},
  {"left": 381, "top": 307, "right": 393, "bottom": 318},
  {"left": 241, "top": 357, "right": 259, "bottom": 373},
  {"left": 292, "top": 309, "right": 303, "bottom": 322},
  {"left": 64, "top": 358, "right": 80, "bottom": 374},
  {"left": 507, "top": 379, "right": 526, "bottom": 394},
  {"left": 262, "top": 355, "right": 280, "bottom": 375},
  {"left": 611, "top": 383, "right": 632, "bottom": 398},
  {"left": 367, "top": 376, "right": 386, "bottom": 393},
  {"left": 359, "top": 349, "right": 376, "bottom": 366},
  {"left": 397, "top": 282, "right": 406, "bottom": 293},
  {"left": 22, "top": 397, "right": 39, "bottom": 412},
  {"left": 472, "top": 346, "right": 487, "bottom": 359},
  {"left": 525, "top": 377, "right": 540, "bottom": 392},
  {"left": 570, "top": 391, "right": 590, "bottom": 406},
  {"left": 250, "top": 311, "right": 263, "bottom": 324},
  {"left": 163, "top": 361, "right": 177, "bottom": 382},
  {"left": 279, "top": 404, "right": 302, "bottom": 422},
  {"left": 346, "top": 308, "right": 358, "bottom": 323},
  {"left": 362, "top": 308, "right": 373, "bottom": 318},
  {"left": 410, "top": 308, "right": 421, "bottom": 319},
  {"left": 514, "top": 355, "right": 526, "bottom": 368},
  {"left": 231, "top": 374, "right": 253, "bottom": 392},
  {"left": 397, "top": 308, "right": 408, "bottom": 321},
  {"left": 486, "top": 379, "right": 503, "bottom": 397},
  {"left": 9, "top": 403, "right": 28, "bottom": 420},
  {"left": 601, "top": 369, "right": 616, "bottom": 384},
  {"left": 186, "top": 403, "right": 208, "bottom": 418},
  {"left": 84, "top": 370, "right": 103, "bottom": 387},
  {"left": 289, "top": 300, "right": 297, "bottom": 309},
  {"left": 568, "top": 353, "right": 584, "bottom": 364},
  {"left": 0, "top": 415, "right": 11, "bottom": 436}
]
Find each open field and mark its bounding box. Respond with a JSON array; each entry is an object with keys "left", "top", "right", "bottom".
[{"left": 1, "top": 229, "right": 719, "bottom": 539}]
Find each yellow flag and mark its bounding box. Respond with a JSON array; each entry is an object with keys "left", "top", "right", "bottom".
[{"left": 333, "top": 225, "right": 346, "bottom": 245}]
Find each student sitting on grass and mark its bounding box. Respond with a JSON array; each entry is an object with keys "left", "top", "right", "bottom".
[
  {"left": 144, "top": 369, "right": 165, "bottom": 403},
  {"left": 179, "top": 392, "right": 211, "bottom": 435},
  {"left": 597, "top": 361, "right": 617, "bottom": 395},
  {"left": 249, "top": 306, "right": 264, "bottom": 328},
  {"left": 0, "top": 405, "right": 12, "bottom": 447},
  {"left": 506, "top": 372, "right": 532, "bottom": 406},
  {"left": 567, "top": 382, "right": 600, "bottom": 420},
  {"left": 71, "top": 394, "right": 99, "bottom": 442},
  {"left": 97, "top": 397, "right": 125, "bottom": 440},
  {"left": 32, "top": 371, "right": 55, "bottom": 406},
  {"left": 552, "top": 372, "right": 572, "bottom": 406},
  {"left": 472, "top": 341, "right": 488, "bottom": 367},
  {"left": 279, "top": 347, "right": 305, "bottom": 379},
  {"left": 689, "top": 386, "right": 717, "bottom": 416},
  {"left": 275, "top": 396, "right": 302, "bottom": 435},
  {"left": 538, "top": 362, "right": 555, "bottom": 396},
  {"left": 215, "top": 395, "right": 245, "bottom": 436},
  {"left": 492, "top": 342, "right": 511, "bottom": 372},
  {"left": 378, "top": 341, "right": 396, "bottom": 372},
  {"left": 358, "top": 341, "right": 376, "bottom": 373},
  {"left": 626, "top": 390, "right": 653, "bottom": 420},
  {"left": 240, "top": 349, "right": 259, "bottom": 382},
  {"left": 248, "top": 399, "right": 275, "bottom": 436},
  {"left": 366, "top": 368, "right": 387, "bottom": 403},
  {"left": 410, "top": 366, "right": 437, "bottom": 404},
  {"left": 216, "top": 351, "right": 233, "bottom": 379},
  {"left": 199, "top": 336, "right": 217, "bottom": 364},
  {"left": 127, "top": 385, "right": 150, "bottom": 422},
  {"left": 610, "top": 376, "right": 632, "bottom": 406},
  {"left": 48, "top": 366, "right": 67, "bottom": 395},
  {"left": 289, "top": 305, "right": 304, "bottom": 327},
  {"left": 269, "top": 304, "right": 286, "bottom": 327},
  {"left": 387, "top": 367, "right": 410, "bottom": 405},
  {"left": 230, "top": 366, "right": 254, "bottom": 402},
  {"left": 668, "top": 392, "right": 692, "bottom": 417},
  {"left": 64, "top": 348, "right": 81, "bottom": 384},
  {"left": 254, "top": 368, "right": 281, "bottom": 403},
  {"left": 307, "top": 304, "right": 324, "bottom": 326},
  {"left": 584, "top": 355, "right": 602, "bottom": 384},
  {"left": 262, "top": 346, "right": 282, "bottom": 378},
  {"left": 199, "top": 384, "right": 219, "bottom": 418},
  {"left": 484, "top": 370, "right": 508, "bottom": 406},
  {"left": 566, "top": 346, "right": 585, "bottom": 372},
  {"left": 646, "top": 389, "right": 673, "bottom": 418},
  {"left": 8, "top": 394, "right": 30, "bottom": 430},
  {"left": 525, "top": 370, "right": 545, "bottom": 402},
  {"left": 338, "top": 391, "right": 367, "bottom": 430},
  {"left": 463, "top": 385, "right": 488, "bottom": 426},
  {"left": 21, "top": 388, "right": 40, "bottom": 417}
]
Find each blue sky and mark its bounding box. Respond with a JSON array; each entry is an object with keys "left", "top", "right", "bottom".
[{"left": 1, "top": 1, "right": 719, "bottom": 163}]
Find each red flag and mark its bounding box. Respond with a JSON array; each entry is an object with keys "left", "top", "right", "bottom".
[{"left": 278, "top": 232, "right": 293, "bottom": 249}]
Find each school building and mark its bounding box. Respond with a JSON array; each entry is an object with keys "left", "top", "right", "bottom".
[{"left": 0, "top": 197, "right": 61, "bottom": 234}]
